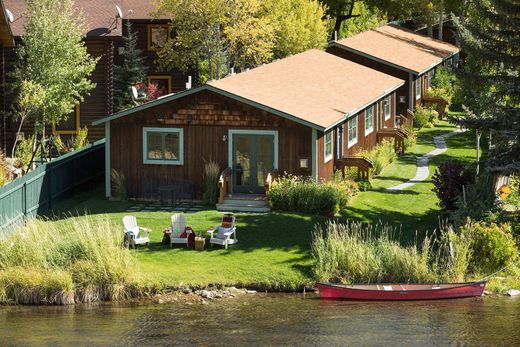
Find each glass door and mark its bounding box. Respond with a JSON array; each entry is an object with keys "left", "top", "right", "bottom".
[{"left": 232, "top": 134, "right": 275, "bottom": 194}]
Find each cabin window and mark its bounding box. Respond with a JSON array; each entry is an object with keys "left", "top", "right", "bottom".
[
  {"left": 148, "top": 24, "right": 170, "bottom": 51},
  {"left": 348, "top": 116, "right": 358, "bottom": 148},
  {"left": 384, "top": 96, "right": 391, "bottom": 120},
  {"left": 365, "top": 106, "right": 374, "bottom": 135},
  {"left": 415, "top": 77, "right": 421, "bottom": 100},
  {"left": 324, "top": 130, "right": 333, "bottom": 163},
  {"left": 428, "top": 69, "right": 435, "bottom": 89},
  {"left": 143, "top": 127, "right": 184, "bottom": 165},
  {"left": 53, "top": 105, "right": 80, "bottom": 135},
  {"left": 147, "top": 75, "right": 172, "bottom": 97}
]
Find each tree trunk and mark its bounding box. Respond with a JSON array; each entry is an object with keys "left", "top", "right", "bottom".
[
  {"left": 438, "top": 0, "right": 444, "bottom": 40},
  {"left": 11, "top": 116, "right": 27, "bottom": 159},
  {"left": 332, "top": 17, "right": 343, "bottom": 41},
  {"left": 427, "top": 23, "right": 433, "bottom": 37},
  {"left": 476, "top": 130, "right": 481, "bottom": 177}
]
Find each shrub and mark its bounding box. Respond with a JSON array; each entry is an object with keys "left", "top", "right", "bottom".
[
  {"left": 15, "top": 135, "right": 36, "bottom": 169},
  {"left": 414, "top": 105, "right": 439, "bottom": 129},
  {"left": 111, "top": 169, "right": 127, "bottom": 201},
  {"left": 460, "top": 221, "right": 519, "bottom": 273},
  {"left": 268, "top": 174, "right": 358, "bottom": 214},
  {"left": 0, "top": 215, "right": 142, "bottom": 304},
  {"left": 450, "top": 174, "right": 501, "bottom": 226},
  {"left": 311, "top": 221, "right": 468, "bottom": 283},
  {"left": 72, "top": 127, "right": 89, "bottom": 150},
  {"left": 202, "top": 158, "right": 220, "bottom": 206},
  {"left": 358, "top": 139, "right": 397, "bottom": 175},
  {"left": 403, "top": 124, "right": 417, "bottom": 151},
  {"left": 430, "top": 66, "right": 457, "bottom": 103},
  {"left": 432, "top": 160, "right": 474, "bottom": 211},
  {"left": 0, "top": 150, "right": 8, "bottom": 187},
  {"left": 508, "top": 175, "right": 520, "bottom": 207}
]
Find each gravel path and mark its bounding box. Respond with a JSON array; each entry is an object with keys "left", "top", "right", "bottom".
[{"left": 387, "top": 129, "right": 465, "bottom": 191}]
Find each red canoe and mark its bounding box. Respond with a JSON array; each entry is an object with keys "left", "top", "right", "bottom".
[{"left": 317, "top": 282, "right": 486, "bottom": 301}]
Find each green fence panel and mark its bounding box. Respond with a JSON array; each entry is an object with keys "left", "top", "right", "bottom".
[{"left": 0, "top": 139, "right": 105, "bottom": 235}]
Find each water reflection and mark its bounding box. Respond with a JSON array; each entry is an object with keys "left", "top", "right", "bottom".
[{"left": 1, "top": 295, "right": 519, "bottom": 346}]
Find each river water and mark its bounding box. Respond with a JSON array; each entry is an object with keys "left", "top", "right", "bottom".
[{"left": 1, "top": 294, "right": 519, "bottom": 346}]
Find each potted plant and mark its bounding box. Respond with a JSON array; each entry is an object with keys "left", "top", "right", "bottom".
[{"left": 194, "top": 231, "right": 205, "bottom": 251}]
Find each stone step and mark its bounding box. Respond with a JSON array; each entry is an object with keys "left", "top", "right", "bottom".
[
  {"left": 216, "top": 203, "right": 271, "bottom": 213},
  {"left": 222, "top": 198, "right": 268, "bottom": 207}
]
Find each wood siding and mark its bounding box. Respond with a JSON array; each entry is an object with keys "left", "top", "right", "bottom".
[{"left": 110, "top": 90, "right": 312, "bottom": 200}]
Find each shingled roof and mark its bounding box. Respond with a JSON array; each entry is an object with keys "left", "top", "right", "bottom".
[
  {"left": 94, "top": 50, "right": 404, "bottom": 130},
  {"left": 4, "top": 0, "right": 165, "bottom": 37},
  {"left": 331, "top": 24, "right": 459, "bottom": 75}
]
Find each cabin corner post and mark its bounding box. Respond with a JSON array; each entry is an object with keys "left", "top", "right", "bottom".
[
  {"left": 312, "top": 128, "right": 318, "bottom": 181},
  {"left": 408, "top": 73, "right": 414, "bottom": 111},
  {"left": 105, "top": 121, "right": 111, "bottom": 199}
]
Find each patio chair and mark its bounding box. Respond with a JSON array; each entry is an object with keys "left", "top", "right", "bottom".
[
  {"left": 208, "top": 213, "right": 238, "bottom": 249},
  {"left": 171, "top": 213, "right": 192, "bottom": 247},
  {"left": 122, "top": 215, "right": 150, "bottom": 248}
]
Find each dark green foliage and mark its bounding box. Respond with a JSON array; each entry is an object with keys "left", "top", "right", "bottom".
[
  {"left": 113, "top": 22, "right": 147, "bottom": 112},
  {"left": 455, "top": 0, "right": 520, "bottom": 173},
  {"left": 432, "top": 160, "right": 474, "bottom": 211},
  {"left": 450, "top": 174, "right": 501, "bottom": 226}
]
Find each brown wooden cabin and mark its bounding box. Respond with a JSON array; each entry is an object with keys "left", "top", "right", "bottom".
[
  {"left": 0, "top": 0, "right": 15, "bottom": 152},
  {"left": 0, "top": 0, "right": 195, "bottom": 154},
  {"left": 327, "top": 24, "right": 460, "bottom": 117},
  {"left": 93, "top": 50, "right": 405, "bottom": 202}
]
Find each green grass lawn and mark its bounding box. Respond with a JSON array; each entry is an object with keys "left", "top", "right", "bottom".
[
  {"left": 344, "top": 121, "right": 477, "bottom": 242},
  {"left": 49, "top": 121, "right": 478, "bottom": 289}
]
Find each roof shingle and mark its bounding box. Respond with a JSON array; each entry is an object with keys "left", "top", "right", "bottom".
[
  {"left": 334, "top": 24, "right": 459, "bottom": 74},
  {"left": 208, "top": 49, "right": 404, "bottom": 129}
]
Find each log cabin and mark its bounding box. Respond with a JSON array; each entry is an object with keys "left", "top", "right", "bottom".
[
  {"left": 327, "top": 24, "right": 459, "bottom": 117},
  {"left": 93, "top": 50, "right": 405, "bottom": 207},
  {"left": 0, "top": 0, "right": 195, "bottom": 153}
]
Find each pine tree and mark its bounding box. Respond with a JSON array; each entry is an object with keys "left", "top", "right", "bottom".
[
  {"left": 455, "top": 0, "right": 520, "bottom": 174},
  {"left": 113, "top": 21, "right": 147, "bottom": 112}
]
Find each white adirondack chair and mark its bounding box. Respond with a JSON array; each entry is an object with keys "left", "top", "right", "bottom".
[
  {"left": 208, "top": 214, "right": 238, "bottom": 249},
  {"left": 171, "top": 213, "right": 191, "bottom": 247},
  {"left": 122, "top": 215, "right": 150, "bottom": 248}
]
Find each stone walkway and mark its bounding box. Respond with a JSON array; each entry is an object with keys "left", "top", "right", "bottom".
[
  {"left": 387, "top": 129, "right": 465, "bottom": 191},
  {"left": 125, "top": 201, "right": 205, "bottom": 213}
]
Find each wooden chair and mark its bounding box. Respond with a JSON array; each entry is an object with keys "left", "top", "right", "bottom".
[
  {"left": 122, "top": 215, "right": 150, "bottom": 248},
  {"left": 171, "top": 213, "right": 191, "bottom": 247},
  {"left": 208, "top": 214, "right": 238, "bottom": 249}
]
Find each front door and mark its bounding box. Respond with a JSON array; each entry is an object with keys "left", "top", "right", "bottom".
[{"left": 232, "top": 133, "right": 275, "bottom": 194}]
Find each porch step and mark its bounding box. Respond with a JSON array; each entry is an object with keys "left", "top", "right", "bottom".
[
  {"left": 217, "top": 194, "right": 270, "bottom": 213},
  {"left": 216, "top": 203, "right": 271, "bottom": 213}
]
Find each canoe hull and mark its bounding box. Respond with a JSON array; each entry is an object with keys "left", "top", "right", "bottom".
[{"left": 317, "top": 282, "right": 486, "bottom": 301}]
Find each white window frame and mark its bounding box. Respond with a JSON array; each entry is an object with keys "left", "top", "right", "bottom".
[
  {"left": 384, "top": 96, "right": 391, "bottom": 120},
  {"left": 428, "top": 69, "right": 435, "bottom": 89},
  {"left": 324, "top": 130, "right": 333, "bottom": 163},
  {"left": 364, "top": 106, "right": 374, "bottom": 136},
  {"left": 143, "top": 127, "right": 184, "bottom": 165},
  {"left": 415, "top": 77, "right": 421, "bottom": 100},
  {"left": 348, "top": 116, "right": 358, "bottom": 148}
]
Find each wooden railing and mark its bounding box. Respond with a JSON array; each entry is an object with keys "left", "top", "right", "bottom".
[
  {"left": 335, "top": 156, "right": 374, "bottom": 181},
  {"left": 264, "top": 169, "right": 279, "bottom": 193},
  {"left": 423, "top": 95, "right": 448, "bottom": 118},
  {"left": 218, "top": 168, "right": 232, "bottom": 204},
  {"left": 377, "top": 127, "right": 407, "bottom": 154}
]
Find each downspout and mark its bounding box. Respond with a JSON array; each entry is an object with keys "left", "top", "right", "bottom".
[
  {"left": 105, "top": 121, "right": 111, "bottom": 198},
  {"left": 408, "top": 73, "right": 414, "bottom": 111}
]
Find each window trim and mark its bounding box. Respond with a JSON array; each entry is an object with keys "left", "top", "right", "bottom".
[
  {"left": 384, "top": 96, "right": 391, "bottom": 121},
  {"left": 147, "top": 24, "right": 171, "bottom": 52},
  {"left": 428, "top": 69, "right": 435, "bottom": 89},
  {"left": 348, "top": 116, "right": 358, "bottom": 148},
  {"left": 147, "top": 75, "right": 173, "bottom": 94},
  {"left": 364, "top": 106, "right": 374, "bottom": 136},
  {"left": 415, "top": 77, "right": 421, "bottom": 100},
  {"left": 52, "top": 104, "right": 80, "bottom": 135},
  {"left": 324, "top": 130, "right": 333, "bottom": 163},
  {"left": 142, "top": 127, "right": 184, "bottom": 165}
]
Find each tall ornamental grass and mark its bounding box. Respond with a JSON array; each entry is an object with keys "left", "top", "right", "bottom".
[
  {"left": 358, "top": 139, "right": 397, "bottom": 175},
  {"left": 202, "top": 159, "right": 220, "bottom": 205},
  {"left": 0, "top": 215, "right": 148, "bottom": 305},
  {"left": 312, "top": 221, "right": 471, "bottom": 284},
  {"left": 268, "top": 174, "right": 358, "bottom": 214}
]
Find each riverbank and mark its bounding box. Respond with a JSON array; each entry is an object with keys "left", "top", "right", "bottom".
[{"left": 2, "top": 121, "right": 518, "bottom": 304}]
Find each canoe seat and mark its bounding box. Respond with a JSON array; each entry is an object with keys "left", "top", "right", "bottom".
[{"left": 383, "top": 285, "right": 393, "bottom": 291}]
